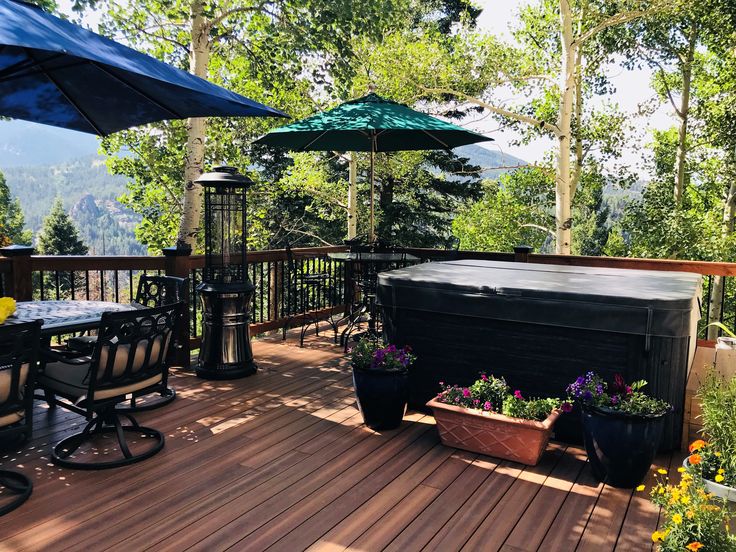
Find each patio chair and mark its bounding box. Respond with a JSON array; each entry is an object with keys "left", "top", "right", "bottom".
[
  {"left": 0, "top": 320, "right": 42, "bottom": 516},
  {"left": 282, "top": 245, "right": 340, "bottom": 347},
  {"left": 65, "top": 275, "right": 188, "bottom": 411},
  {"left": 36, "top": 303, "right": 183, "bottom": 470}
]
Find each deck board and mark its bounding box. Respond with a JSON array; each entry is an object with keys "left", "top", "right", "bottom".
[{"left": 0, "top": 330, "right": 676, "bottom": 551}]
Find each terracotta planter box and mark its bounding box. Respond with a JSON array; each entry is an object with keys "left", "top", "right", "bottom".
[{"left": 426, "top": 399, "right": 561, "bottom": 466}]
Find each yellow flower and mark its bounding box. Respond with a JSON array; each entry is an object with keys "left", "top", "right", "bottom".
[
  {"left": 657, "top": 468, "right": 668, "bottom": 475},
  {"left": 672, "top": 513, "right": 683, "bottom": 524},
  {"left": 686, "top": 542, "right": 705, "bottom": 551},
  {"left": 716, "top": 474, "right": 725, "bottom": 483},
  {"left": 718, "top": 468, "right": 725, "bottom": 474},
  {"left": 716, "top": 451, "right": 722, "bottom": 457},
  {"left": 681, "top": 495, "right": 690, "bottom": 504},
  {"left": 652, "top": 530, "right": 667, "bottom": 543},
  {"left": 686, "top": 510, "right": 694, "bottom": 519},
  {"left": 636, "top": 484, "right": 646, "bottom": 491},
  {"left": 0, "top": 297, "right": 16, "bottom": 324},
  {"left": 678, "top": 467, "right": 686, "bottom": 473}
]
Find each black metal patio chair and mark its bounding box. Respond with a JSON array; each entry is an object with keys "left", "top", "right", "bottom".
[
  {"left": 0, "top": 320, "right": 42, "bottom": 516},
  {"left": 65, "top": 275, "right": 187, "bottom": 411},
  {"left": 36, "top": 303, "right": 183, "bottom": 470},
  {"left": 282, "top": 245, "right": 340, "bottom": 347}
]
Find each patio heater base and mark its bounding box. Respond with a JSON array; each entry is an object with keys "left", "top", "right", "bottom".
[{"left": 196, "top": 282, "right": 257, "bottom": 380}]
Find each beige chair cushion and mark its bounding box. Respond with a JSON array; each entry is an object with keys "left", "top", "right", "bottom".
[
  {"left": 38, "top": 361, "right": 162, "bottom": 402},
  {"left": 0, "top": 362, "right": 29, "bottom": 404},
  {"left": 0, "top": 410, "right": 24, "bottom": 428},
  {"left": 97, "top": 335, "right": 165, "bottom": 379}
]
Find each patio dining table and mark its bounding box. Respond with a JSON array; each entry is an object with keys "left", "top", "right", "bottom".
[{"left": 7, "top": 300, "right": 139, "bottom": 336}]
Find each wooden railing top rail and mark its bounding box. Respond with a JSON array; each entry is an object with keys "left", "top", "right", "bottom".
[
  {"left": 29, "top": 255, "right": 166, "bottom": 271},
  {"left": 527, "top": 253, "right": 736, "bottom": 277}
]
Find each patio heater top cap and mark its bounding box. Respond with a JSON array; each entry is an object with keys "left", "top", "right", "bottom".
[{"left": 195, "top": 166, "right": 254, "bottom": 189}]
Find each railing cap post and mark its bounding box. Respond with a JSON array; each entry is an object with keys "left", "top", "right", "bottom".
[
  {"left": 0, "top": 245, "right": 35, "bottom": 257},
  {"left": 514, "top": 245, "right": 533, "bottom": 262}
]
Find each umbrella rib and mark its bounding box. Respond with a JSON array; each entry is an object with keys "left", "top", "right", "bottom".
[
  {"left": 24, "top": 48, "right": 106, "bottom": 135},
  {"left": 89, "top": 61, "right": 184, "bottom": 119},
  {"left": 420, "top": 129, "right": 451, "bottom": 150},
  {"left": 0, "top": 53, "right": 68, "bottom": 81},
  {"left": 299, "top": 130, "right": 330, "bottom": 151}
]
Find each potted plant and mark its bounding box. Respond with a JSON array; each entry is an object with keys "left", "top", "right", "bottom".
[
  {"left": 642, "top": 470, "right": 735, "bottom": 551},
  {"left": 426, "top": 374, "right": 567, "bottom": 466},
  {"left": 566, "top": 372, "right": 671, "bottom": 488},
  {"left": 350, "top": 338, "right": 414, "bottom": 430},
  {"left": 681, "top": 369, "right": 736, "bottom": 502}
]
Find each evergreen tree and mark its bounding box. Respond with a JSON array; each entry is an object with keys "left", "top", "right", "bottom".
[
  {"left": 0, "top": 170, "right": 31, "bottom": 246},
  {"left": 37, "top": 198, "right": 88, "bottom": 256}
]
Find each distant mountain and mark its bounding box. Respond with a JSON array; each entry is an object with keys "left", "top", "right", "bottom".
[
  {"left": 453, "top": 144, "right": 528, "bottom": 179},
  {"left": 0, "top": 120, "right": 100, "bottom": 167},
  {"left": 2, "top": 156, "right": 145, "bottom": 255}
]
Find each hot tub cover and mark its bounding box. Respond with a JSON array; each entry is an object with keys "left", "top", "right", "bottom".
[{"left": 377, "top": 260, "right": 701, "bottom": 340}]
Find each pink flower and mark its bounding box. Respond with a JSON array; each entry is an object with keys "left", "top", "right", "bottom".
[
  {"left": 513, "top": 390, "right": 524, "bottom": 400},
  {"left": 561, "top": 402, "right": 573, "bottom": 413},
  {"left": 462, "top": 388, "right": 471, "bottom": 398},
  {"left": 483, "top": 401, "right": 492, "bottom": 411},
  {"left": 481, "top": 374, "right": 488, "bottom": 382}
]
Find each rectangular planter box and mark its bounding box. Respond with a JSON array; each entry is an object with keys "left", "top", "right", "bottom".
[
  {"left": 426, "top": 398, "right": 560, "bottom": 465},
  {"left": 378, "top": 260, "right": 702, "bottom": 450}
]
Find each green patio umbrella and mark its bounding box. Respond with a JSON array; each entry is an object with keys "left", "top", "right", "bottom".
[{"left": 254, "top": 92, "right": 493, "bottom": 240}]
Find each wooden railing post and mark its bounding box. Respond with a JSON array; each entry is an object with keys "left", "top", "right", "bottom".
[
  {"left": 163, "top": 246, "right": 192, "bottom": 369},
  {"left": 1, "top": 245, "right": 34, "bottom": 301},
  {"left": 514, "top": 245, "right": 533, "bottom": 263}
]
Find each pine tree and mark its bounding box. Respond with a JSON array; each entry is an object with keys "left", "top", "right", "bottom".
[
  {"left": 0, "top": 170, "right": 31, "bottom": 246},
  {"left": 37, "top": 198, "right": 88, "bottom": 256}
]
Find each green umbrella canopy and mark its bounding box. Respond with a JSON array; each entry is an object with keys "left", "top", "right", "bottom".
[{"left": 253, "top": 93, "right": 493, "bottom": 151}]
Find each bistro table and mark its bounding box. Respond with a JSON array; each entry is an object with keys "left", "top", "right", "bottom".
[
  {"left": 8, "top": 300, "right": 139, "bottom": 336},
  {"left": 328, "top": 251, "right": 420, "bottom": 347}
]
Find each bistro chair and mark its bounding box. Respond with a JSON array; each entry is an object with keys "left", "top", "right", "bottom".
[
  {"left": 65, "top": 275, "right": 187, "bottom": 411},
  {"left": 0, "top": 320, "right": 42, "bottom": 516},
  {"left": 36, "top": 303, "right": 183, "bottom": 470},
  {"left": 282, "top": 245, "right": 340, "bottom": 347}
]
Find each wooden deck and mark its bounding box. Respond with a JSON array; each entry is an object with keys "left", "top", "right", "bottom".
[{"left": 0, "top": 330, "right": 678, "bottom": 551}]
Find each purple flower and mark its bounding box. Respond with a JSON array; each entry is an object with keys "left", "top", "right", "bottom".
[
  {"left": 513, "top": 390, "right": 524, "bottom": 400},
  {"left": 561, "top": 402, "right": 573, "bottom": 413},
  {"left": 611, "top": 395, "right": 619, "bottom": 405},
  {"left": 575, "top": 376, "right": 585, "bottom": 386},
  {"left": 483, "top": 401, "right": 492, "bottom": 411},
  {"left": 583, "top": 390, "right": 593, "bottom": 401}
]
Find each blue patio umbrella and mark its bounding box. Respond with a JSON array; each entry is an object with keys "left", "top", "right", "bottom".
[{"left": 0, "top": 0, "right": 287, "bottom": 136}]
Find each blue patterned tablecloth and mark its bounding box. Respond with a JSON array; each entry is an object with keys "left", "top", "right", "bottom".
[{"left": 8, "top": 300, "right": 138, "bottom": 334}]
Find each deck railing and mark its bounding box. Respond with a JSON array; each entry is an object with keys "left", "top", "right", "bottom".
[{"left": 2, "top": 243, "right": 735, "bottom": 366}]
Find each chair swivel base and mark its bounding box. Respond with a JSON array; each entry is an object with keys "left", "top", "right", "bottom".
[
  {"left": 116, "top": 386, "right": 176, "bottom": 413},
  {"left": 52, "top": 412, "right": 164, "bottom": 470},
  {"left": 0, "top": 470, "right": 32, "bottom": 516}
]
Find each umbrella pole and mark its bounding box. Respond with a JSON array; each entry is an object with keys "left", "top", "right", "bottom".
[{"left": 369, "top": 143, "right": 375, "bottom": 242}]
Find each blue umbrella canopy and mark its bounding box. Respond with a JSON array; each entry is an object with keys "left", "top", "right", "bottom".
[{"left": 0, "top": 0, "right": 287, "bottom": 136}]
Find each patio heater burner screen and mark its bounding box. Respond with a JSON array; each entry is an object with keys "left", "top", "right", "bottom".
[{"left": 195, "top": 166, "right": 256, "bottom": 379}]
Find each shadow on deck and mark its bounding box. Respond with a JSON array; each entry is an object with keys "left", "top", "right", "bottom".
[{"left": 0, "top": 329, "right": 677, "bottom": 551}]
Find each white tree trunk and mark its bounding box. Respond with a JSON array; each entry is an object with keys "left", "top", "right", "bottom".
[
  {"left": 674, "top": 25, "right": 697, "bottom": 207},
  {"left": 555, "top": 0, "right": 576, "bottom": 255},
  {"left": 707, "top": 179, "right": 736, "bottom": 340},
  {"left": 347, "top": 151, "right": 357, "bottom": 239},
  {"left": 177, "top": 1, "right": 210, "bottom": 249}
]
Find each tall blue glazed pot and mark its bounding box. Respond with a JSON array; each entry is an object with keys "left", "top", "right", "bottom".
[
  {"left": 582, "top": 405, "right": 667, "bottom": 488},
  {"left": 352, "top": 365, "right": 408, "bottom": 430}
]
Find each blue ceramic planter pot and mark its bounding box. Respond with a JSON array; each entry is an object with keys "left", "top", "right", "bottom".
[
  {"left": 582, "top": 405, "right": 666, "bottom": 488},
  {"left": 352, "top": 365, "right": 408, "bottom": 430}
]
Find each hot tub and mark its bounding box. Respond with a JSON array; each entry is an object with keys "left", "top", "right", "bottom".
[{"left": 377, "top": 260, "right": 701, "bottom": 449}]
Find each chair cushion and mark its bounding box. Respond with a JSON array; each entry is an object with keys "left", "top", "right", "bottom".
[
  {"left": 0, "top": 363, "right": 29, "bottom": 404},
  {"left": 37, "top": 361, "right": 162, "bottom": 402},
  {"left": 0, "top": 410, "right": 24, "bottom": 428}
]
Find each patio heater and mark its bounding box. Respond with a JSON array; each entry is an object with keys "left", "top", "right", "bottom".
[{"left": 195, "top": 166, "right": 257, "bottom": 379}]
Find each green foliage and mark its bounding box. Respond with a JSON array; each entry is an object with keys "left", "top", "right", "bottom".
[
  {"left": 0, "top": 170, "right": 31, "bottom": 246},
  {"left": 37, "top": 198, "right": 88, "bottom": 256},
  {"left": 697, "top": 369, "right": 736, "bottom": 481},
  {"left": 436, "top": 374, "right": 508, "bottom": 412},
  {"left": 501, "top": 394, "right": 560, "bottom": 422}
]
